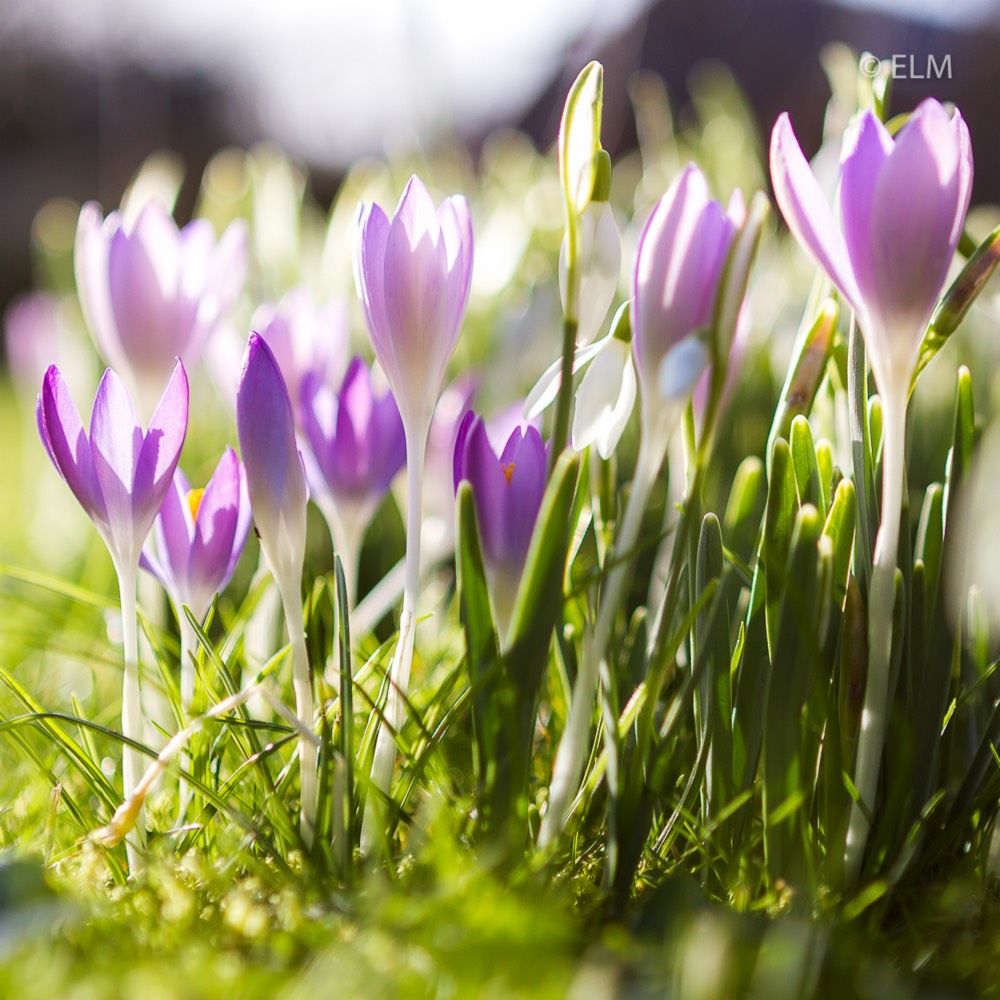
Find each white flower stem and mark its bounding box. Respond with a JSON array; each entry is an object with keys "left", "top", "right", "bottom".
[
  {"left": 319, "top": 499, "right": 361, "bottom": 611},
  {"left": 116, "top": 559, "right": 145, "bottom": 874},
  {"left": 844, "top": 388, "right": 906, "bottom": 887},
  {"left": 539, "top": 435, "right": 662, "bottom": 847},
  {"left": 361, "top": 429, "right": 427, "bottom": 856},
  {"left": 276, "top": 577, "right": 316, "bottom": 849}
]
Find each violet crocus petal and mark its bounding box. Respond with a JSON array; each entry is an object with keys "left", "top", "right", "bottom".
[
  {"left": 459, "top": 416, "right": 508, "bottom": 567},
  {"left": 370, "top": 386, "right": 406, "bottom": 494},
  {"left": 769, "top": 113, "right": 863, "bottom": 311},
  {"left": 452, "top": 410, "right": 476, "bottom": 492},
  {"left": 149, "top": 471, "right": 192, "bottom": 596},
  {"left": 355, "top": 202, "right": 391, "bottom": 358},
  {"left": 951, "top": 109, "right": 974, "bottom": 246},
  {"left": 237, "top": 333, "right": 308, "bottom": 586},
  {"left": 132, "top": 360, "right": 189, "bottom": 544},
  {"left": 38, "top": 365, "right": 108, "bottom": 527},
  {"left": 631, "top": 164, "right": 735, "bottom": 388},
  {"left": 75, "top": 204, "right": 123, "bottom": 370},
  {"left": 839, "top": 111, "right": 894, "bottom": 323},
  {"left": 107, "top": 203, "right": 186, "bottom": 381},
  {"left": 89, "top": 368, "right": 144, "bottom": 559},
  {"left": 189, "top": 447, "right": 244, "bottom": 600},
  {"left": 864, "top": 100, "right": 968, "bottom": 388},
  {"left": 502, "top": 426, "right": 547, "bottom": 570},
  {"left": 335, "top": 357, "right": 371, "bottom": 490},
  {"left": 226, "top": 460, "right": 253, "bottom": 583}
]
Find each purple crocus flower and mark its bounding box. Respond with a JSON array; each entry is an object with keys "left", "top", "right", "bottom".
[
  {"left": 75, "top": 200, "right": 248, "bottom": 395},
  {"left": 253, "top": 286, "right": 349, "bottom": 418},
  {"left": 299, "top": 356, "right": 406, "bottom": 601},
  {"left": 453, "top": 411, "right": 548, "bottom": 631},
  {"left": 770, "top": 99, "right": 972, "bottom": 401},
  {"left": 236, "top": 331, "right": 316, "bottom": 843},
  {"left": 141, "top": 448, "right": 251, "bottom": 625},
  {"left": 37, "top": 360, "right": 189, "bottom": 573},
  {"left": 632, "top": 164, "right": 742, "bottom": 448},
  {"left": 355, "top": 174, "right": 474, "bottom": 436}
]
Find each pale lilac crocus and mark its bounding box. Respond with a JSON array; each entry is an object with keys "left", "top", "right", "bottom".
[
  {"left": 299, "top": 356, "right": 406, "bottom": 604},
  {"left": 37, "top": 360, "right": 189, "bottom": 869},
  {"left": 141, "top": 449, "right": 251, "bottom": 709},
  {"left": 542, "top": 164, "right": 744, "bottom": 847},
  {"left": 75, "top": 200, "right": 248, "bottom": 404},
  {"left": 236, "top": 332, "right": 315, "bottom": 846},
  {"left": 254, "top": 287, "right": 349, "bottom": 417},
  {"left": 453, "top": 413, "right": 547, "bottom": 636},
  {"left": 355, "top": 175, "right": 474, "bottom": 853},
  {"left": 770, "top": 100, "right": 973, "bottom": 883}
]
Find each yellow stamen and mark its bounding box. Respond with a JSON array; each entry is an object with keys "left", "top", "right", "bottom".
[
  {"left": 186, "top": 488, "right": 205, "bottom": 522},
  {"left": 502, "top": 462, "right": 515, "bottom": 486}
]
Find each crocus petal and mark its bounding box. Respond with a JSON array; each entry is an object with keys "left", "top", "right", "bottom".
[
  {"left": 770, "top": 113, "right": 862, "bottom": 310},
  {"left": 503, "top": 426, "right": 548, "bottom": 568},
  {"left": 74, "top": 204, "right": 123, "bottom": 370},
  {"left": 839, "top": 111, "right": 894, "bottom": 322},
  {"left": 149, "top": 472, "right": 192, "bottom": 596},
  {"left": 237, "top": 333, "right": 308, "bottom": 588},
  {"left": 457, "top": 416, "right": 508, "bottom": 565},
  {"left": 38, "top": 365, "right": 107, "bottom": 527},
  {"left": 524, "top": 338, "right": 610, "bottom": 420},
  {"left": 90, "top": 368, "right": 144, "bottom": 558},
  {"left": 355, "top": 202, "right": 391, "bottom": 356},
  {"left": 864, "top": 101, "right": 967, "bottom": 387},
  {"left": 189, "top": 447, "right": 243, "bottom": 600},
  {"left": 133, "top": 360, "right": 189, "bottom": 540},
  {"left": 572, "top": 337, "right": 636, "bottom": 460}
]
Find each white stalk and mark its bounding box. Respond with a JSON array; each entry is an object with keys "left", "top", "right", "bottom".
[
  {"left": 540, "top": 433, "right": 663, "bottom": 847},
  {"left": 179, "top": 610, "right": 199, "bottom": 714},
  {"left": 116, "top": 559, "right": 145, "bottom": 874},
  {"left": 361, "top": 429, "right": 428, "bottom": 856},
  {"left": 844, "top": 387, "right": 906, "bottom": 886},
  {"left": 276, "top": 576, "right": 317, "bottom": 849}
]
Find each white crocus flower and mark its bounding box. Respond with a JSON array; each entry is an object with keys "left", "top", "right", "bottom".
[{"left": 571, "top": 333, "right": 636, "bottom": 459}]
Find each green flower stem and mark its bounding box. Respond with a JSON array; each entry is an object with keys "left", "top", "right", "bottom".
[
  {"left": 540, "top": 434, "right": 661, "bottom": 846},
  {"left": 549, "top": 214, "right": 581, "bottom": 472},
  {"left": 844, "top": 388, "right": 906, "bottom": 886},
  {"left": 276, "top": 576, "right": 316, "bottom": 850},
  {"left": 361, "top": 429, "right": 428, "bottom": 856},
  {"left": 116, "top": 559, "right": 145, "bottom": 874}
]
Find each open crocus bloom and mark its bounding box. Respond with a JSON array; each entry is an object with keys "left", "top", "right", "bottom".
[
  {"left": 770, "top": 99, "right": 972, "bottom": 400},
  {"left": 299, "top": 356, "right": 406, "bottom": 556},
  {"left": 453, "top": 412, "right": 547, "bottom": 630},
  {"left": 75, "top": 200, "right": 248, "bottom": 393},
  {"left": 141, "top": 448, "right": 252, "bottom": 624},
  {"left": 355, "top": 175, "right": 474, "bottom": 436},
  {"left": 37, "top": 361, "right": 189, "bottom": 573}
]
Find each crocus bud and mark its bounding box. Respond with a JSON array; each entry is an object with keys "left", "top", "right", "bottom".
[
  {"left": 75, "top": 200, "right": 248, "bottom": 395},
  {"left": 236, "top": 333, "right": 309, "bottom": 597},
  {"left": 355, "top": 175, "right": 474, "bottom": 437},
  {"left": 770, "top": 99, "right": 972, "bottom": 402},
  {"left": 453, "top": 412, "right": 547, "bottom": 631},
  {"left": 37, "top": 360, "right": 189, "bottom": 573},
  {"left": 140, "top": 448, "right": 252, "bottom": 624},
  {"left": 632, "top": 164, "right": 741, "bottom": 449}
]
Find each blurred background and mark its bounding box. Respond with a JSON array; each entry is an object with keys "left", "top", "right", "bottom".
[{"left": 1, "top": 0, "right": 999, "bottom": 316}]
